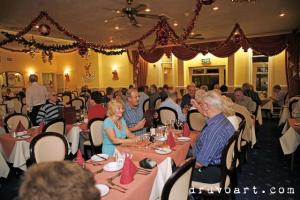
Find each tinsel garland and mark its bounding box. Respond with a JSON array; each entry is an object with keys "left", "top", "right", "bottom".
[{"left": 0, "top": 0, "right": 204, "bottom": 52}]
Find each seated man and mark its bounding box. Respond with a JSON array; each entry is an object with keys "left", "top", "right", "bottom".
[
  {"left": 181, "top": 83, "right": 196, "bottom": 109},
  {"left": 36, "top": 91, "right": 64, "bottom": 125},
  {"left": 191, "top": 91, "right": 235, "bottom": 183},
  {"left": 18, "top": 161, "right": 100, "bottom": 200},
  {"left": 159, "top": 90, "right": 187, "bottom": 122},
  {"left": 233, "top": 87, "right": 257, "bottom": 113},
  {"left": 242, "top": 83, "right": 261, "bottom": 106},
  {"left": 123, "top": 88, "right": 146, "bottom": 135},
  {"left": 88, "top": 91, "right": 107, "bottom": 121},
  {"left": 270, "top": 84, "right": 287, "bottom": 107}
]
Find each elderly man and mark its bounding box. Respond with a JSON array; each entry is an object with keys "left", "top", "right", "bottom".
[
  {"left": 160, "top": 90, "right": 187, "bottom": 122},
  {"left": 181, "top": 83, "right": 196, "bottom": 109},
  {"left": 36, "top": 91, "right": 63, "bottom": 125},
  {"left": 233, "top": 87, "right": 257, "bottom": 113},
  {"left": 123, "top": 88, "right": 146, "bottom": 135},
  {"left": 26, "top": 74, "right": 48, "bottom": 126},
  {"left": 270, "top": 84, "right": 287, "bottom": 107},
  {"left": 191, "top": 91, "right": 235, "bottom": 183}
]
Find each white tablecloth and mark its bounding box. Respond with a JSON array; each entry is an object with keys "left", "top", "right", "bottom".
[
  {"left": 66, "top": 126, "right": 81, "bottom": 155},
  {"left": 261, "top": 100, "right": 273, "bottom": 111},
  {"left": 280, "top": 127, "right": 300, "bottom": 155},
  {"left": 256, "top": 106, "right": 263, "bottom": 125},
  {"left": 149, "top": 157, "right": 173, "bottom": 200},
  {"left": 279, "top": 106, "right": 290, "bottom": 126},
  {"left": 0, "top": 151, "right": 10, "bottom": 178}
]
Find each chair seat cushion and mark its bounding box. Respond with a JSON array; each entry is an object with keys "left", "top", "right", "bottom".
[{"left": 192, "top": 181, "right": 221, "bottom": 192}]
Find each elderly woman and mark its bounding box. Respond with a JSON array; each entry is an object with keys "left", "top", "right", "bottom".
[{"left": 102, "top": 99, "right": 137, "bottom": 156}]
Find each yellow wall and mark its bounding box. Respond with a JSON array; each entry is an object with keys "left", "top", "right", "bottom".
[
  {"left": 234, "top": 48, "right": 250, "bottom": 86},
  {"left": 147, "top": 62, "right": 161, "bottom": 86},
  {"left": 98, "top": 53, "right": 133, "bottom": 89}
]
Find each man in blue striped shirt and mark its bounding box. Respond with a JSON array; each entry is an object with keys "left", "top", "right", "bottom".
[
  {"left": 191, "top": 91, "right": 235, "bottom": 183},
  {"left": 36, "top": 91, "right": 63, "bottom": 125},
  {"left": 123, "top": 89, "right": 146, "bottom": 135}
]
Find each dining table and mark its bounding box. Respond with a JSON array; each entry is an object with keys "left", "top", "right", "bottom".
[{"left": 85, "top": 129, "right": 199, "bottom": 200}]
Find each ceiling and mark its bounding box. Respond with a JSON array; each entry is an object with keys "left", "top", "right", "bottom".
[{"left": 0, "top": 0, "right": 300, "bottom": 47}]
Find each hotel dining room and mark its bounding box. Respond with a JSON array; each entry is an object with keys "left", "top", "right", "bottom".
[{"left": 0, "top": 0, "right": 300, "bottom": 200}]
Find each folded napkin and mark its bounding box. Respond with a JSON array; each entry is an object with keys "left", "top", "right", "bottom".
[
  {"left": 182, "top": 122, "right": 191, "bottom": 137},
  {"left": 166, "top": 130, "right": 176, "bottom": 149},
  {"left": 15, "top": 121, "right": 26, "bottom": 132},
  {"left": 120, "top": 156, "right": 137, "bottom": 184},
  {"left": 76, "top": 150, "right": 85, "bottom": 166}
]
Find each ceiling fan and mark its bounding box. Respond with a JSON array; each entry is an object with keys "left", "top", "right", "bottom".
[
  {"left": 188, "top": 33, "right": 205, "bottom": 40},
  {"left": 103, "top": 0, "right": 169, "bottom": 27}
]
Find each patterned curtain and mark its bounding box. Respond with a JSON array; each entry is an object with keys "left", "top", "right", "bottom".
[{"left": 286, "top": 32, "right": 300, "bottom": 97}]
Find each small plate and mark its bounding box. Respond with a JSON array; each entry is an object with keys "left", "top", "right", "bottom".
[
  {"left": 31, "top": 126, "right": 40, "bottom": 129},
  {"left": 155, "top": 148, "right": 172, "bottom": 155},
  {"left": 18, "top": 135, "right": 30, "bottom": 139},
  {"left": 91, "top": 154, "right": 109, "bottom": 162},
  {"left": 177, "top": 136, "right": 191, "bottom": 142},
  {"left": 95, "top": 184, "right": 109, "bottom": 197},
  {"left": 16, "top": 131, "right": 27, "bottom": 136},
  {"left": 103, "top": 162, "right": 123, "bottom": 172}
]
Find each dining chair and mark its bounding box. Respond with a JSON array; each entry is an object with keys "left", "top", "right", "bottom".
[
  {"left": 30, "top": 132, "right": 68, "bottom": 164},
  {"left": 187, "top": 109, "right": 207, "bottom": 132},
  {"left": 154, "top": 98, "right": 162, "bottom": 110},
  {"left": 143, "top": 98, "right": 150, "bottom": 113},
  {"left": 70, "top": 98, "right": 84, "bottom": 111},
  {"left": 4, "top": 113, "right": 31, "bottom": 133},
  {"left": 62, "top": 95, "right": 71, "bottom": 106},
  {"left": 0, "top": 104, "right": 8, "bottom": 117},
  {"left": 21, "top": 104, "right": 28, "bottom": 115},
  {"left": 191, "top": 133, "right": 239, "bottom": 200},
  {"left": 42, "top": 118, "right": 66, "bottom": 135},
  {"left": 12, "top": 97, "right": 22, "bottom": 113},
  {"left": 157, "top": 107, "right": 178, "bottom": 126},
  {"left": 84, "top": 118, "right": 105, "bottom": 158},
  {"left": 161, "top": 158, "right": 196, "bottom": 200}
]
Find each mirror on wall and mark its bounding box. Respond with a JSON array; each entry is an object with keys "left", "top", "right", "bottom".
[{"left": 0, "top": 72, "right": 25, "bottom": 88}]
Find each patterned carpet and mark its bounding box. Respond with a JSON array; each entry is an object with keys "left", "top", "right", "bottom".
[{"left": 0, "top": 119, "right": 299, "bottom": 200}]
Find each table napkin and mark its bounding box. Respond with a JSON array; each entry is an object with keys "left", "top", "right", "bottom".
[
  {"left": 120, "top": 156, "right": 137, "bottom": 184},
  {"left": 166, "top": 130, "right": 176, "bottom": 149},
  {"left": 76, "top": 149, "right": 85, "bottom": 166},
  {"left": 182, "top": 122, "right": 190, "bottom": 137},
  {"left": 15, "top": 121, "right": 26, "bottom": 132}
]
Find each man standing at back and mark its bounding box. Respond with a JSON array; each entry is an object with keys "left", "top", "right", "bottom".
[
  {"left": 123, "top": 88, "right": 146, "bottom": 135},
  {"left": 181, "top": 83, "right": 196, "bottom": 109},
  {"left": 26, "top": 74, "right": 48, "bottom": 126}
]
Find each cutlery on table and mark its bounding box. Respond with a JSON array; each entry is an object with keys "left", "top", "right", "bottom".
[
  {"left": 107, "top": 172, "right": 122, "bottom": 181},
  {"left": 107, "top": 180, "right": 128, "bottom": 191},
  {"left": 137, "top": 168, "right": 152, "bottom": 173},
  {"left": 107, "top": 185, "right": 126, "bottom": 193},
  {"left": 94, "top": 154, "right": 108, "bottom": 160},
  {"left": 93, "top": 168, "right": 103, "bottom": 174}
]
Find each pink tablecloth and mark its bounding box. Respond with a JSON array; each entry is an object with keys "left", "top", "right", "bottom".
[
  {"left": 117, "top": 131, "right": 198, "bottom": 166},
  {"left": 86, "top": 158, "right": 157, "bottom": 200},
  {"left": 0, "top": 128, "right": 40, "bottom": 158}
]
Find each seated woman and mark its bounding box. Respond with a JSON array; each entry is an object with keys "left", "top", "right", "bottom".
[{"left": 102, "top": 99, "right": 137, "bottom": 156}]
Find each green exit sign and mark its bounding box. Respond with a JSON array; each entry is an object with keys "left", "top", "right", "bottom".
[{"left": 201, "top": 58, "right": 211, "bottom": 64}]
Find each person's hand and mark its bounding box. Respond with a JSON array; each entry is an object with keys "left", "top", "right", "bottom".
[
  {"left": 191, "top": 99, "right": 199, "bottom": 108},
  {"left": 136, "top": 118, "right": 146, "bottom": 129},
  {"left": 182, "top": 107, "right": 189, "bottom": 114}
]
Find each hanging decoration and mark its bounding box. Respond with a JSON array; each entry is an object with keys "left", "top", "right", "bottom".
[
  {"left": 82, "top": 62, "right": 96, "bottom": 82},
  {"left": 38, "top": 24, "right": 51, "bottom": 36},
  {"left": 0, "top": 0, "right": 204, "bottom": 57}
]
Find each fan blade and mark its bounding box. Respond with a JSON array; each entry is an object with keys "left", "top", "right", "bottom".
[
  {"left": 134, "top": 4, "right": 147, "bottom": 12},
  {"left": 104, "top": 15, "right": 125, "bottom": 23},
  {"left": 128, "top": 15, "right": 141, "bottom": 27},
  {"left": 102, "top": 7, "right": 121, "bottom": 13},
  {"left": 136, "top": 13, "right": 163, "bottom": 19}
]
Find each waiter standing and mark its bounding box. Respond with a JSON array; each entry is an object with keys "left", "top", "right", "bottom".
[{"left": 26, "top": 74, "right": 48, "bottom": 126}]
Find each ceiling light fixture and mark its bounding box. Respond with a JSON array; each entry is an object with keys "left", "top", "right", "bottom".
[
  {"left": 145, "top": 8, "right": 151, "bottom": 12},
  {"left": 114, "top": 26, "right": 120, "bottom": 30},
  {"left": 109, "top": 38, "right": 113, "bottom": 43},
  {"left": 231, "top": 0, "right": 256, "bottom": 3},
  {"left": 34, "top": 25, "right": 39, "bottom": 29},
  {"left": 116, "top": 10, "right": 121, "bottom": 14},
  {"left": 104, "top": 19, "right": 108, "bottom": 23},
  {"left": 279, "top": 13, "right": 285, "bottom": 17},
  {"left": 191, "top": 32, "right": 195, "bottom": 35},
  {"left": 173, "top": 22, "right": 178, "bottom": 27},
  {"left": 212, "top": 6, "right": 219, "bottom": 11}
]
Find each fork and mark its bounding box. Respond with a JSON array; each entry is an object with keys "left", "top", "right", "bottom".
[
  {"left": 107, "top": 180, "right": 128, "bottom": 191},
  {"left": 107, "top": 185, "right": 126, "bottom": 193}
]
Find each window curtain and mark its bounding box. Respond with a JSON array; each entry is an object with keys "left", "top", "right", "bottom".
[{"left": 286, "top": 31, "right": 300, "bottom": 97}]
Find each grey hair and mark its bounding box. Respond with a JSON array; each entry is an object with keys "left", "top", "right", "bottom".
[{"left": 200, "top": 91, "right": 224, "bottom": 110}]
